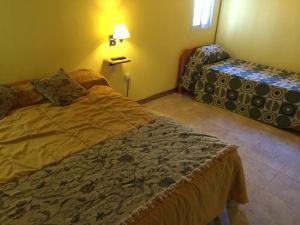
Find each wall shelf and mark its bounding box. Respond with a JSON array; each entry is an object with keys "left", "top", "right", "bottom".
[{"left": 104, "top": 58, "right": 131, "bottom": 66}]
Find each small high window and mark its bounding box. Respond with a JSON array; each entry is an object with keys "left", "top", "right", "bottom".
[{"left": 193, "top": 0, "right": 215, "bottom": 29}]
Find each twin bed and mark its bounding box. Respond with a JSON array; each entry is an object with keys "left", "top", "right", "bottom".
[
  {"left": 179, "top": 44, "right": 300, "bottom": 131},
  {"left": 0, "top": 69, "right": 248, "bottom": 225}
]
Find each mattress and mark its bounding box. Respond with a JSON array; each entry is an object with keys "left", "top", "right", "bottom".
[{"left": 0, "top": 85, "right": 248, "bottom": 225}]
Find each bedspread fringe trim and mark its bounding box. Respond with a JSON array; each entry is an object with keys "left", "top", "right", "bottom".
[{"left": 119, "top": 144, "right": 238, "bottom": 225}]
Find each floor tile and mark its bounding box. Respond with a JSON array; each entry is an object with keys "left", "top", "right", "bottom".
[
  {"left": 280, "top": 155, "right": 300, "bottom": 183},
  {"left": 242, "top": 156, "right": 278, "bottom": 189},
  {"left": 240, "top": 190, "right": 300, "bottom": 225},
  {"left": 265, "top": 173, "right": 300, "bottom": 215}
]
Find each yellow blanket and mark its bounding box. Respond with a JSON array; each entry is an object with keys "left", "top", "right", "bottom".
[{"left": 0, "top": 86, "right": 157, "bottom": 184}]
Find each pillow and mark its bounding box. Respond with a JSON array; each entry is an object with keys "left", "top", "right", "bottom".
[
  {"left": 67, "top": 69, "right": 109, "bottom": 89},
  {"left": 32, "top": 68, "right": 89, "bottom": 106},
  {"left": 7, "top": 69, "right": 108, "bottom": 108},
  {"left": 9, "top": 80, "right": 45, "bottom": 108},
  {"left": 195, "top": 44, "right": 230, "bottom": 64},
  {"left": 0, "top": 85, "right": 20, "bottom": 119}
]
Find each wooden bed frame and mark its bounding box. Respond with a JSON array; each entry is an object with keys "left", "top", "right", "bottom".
[
  {"left": 177, "top": 48, "right": 195, "bottom": 93},
  {"left": 177, "top": 47, "right": 300, "bottom": 133}
]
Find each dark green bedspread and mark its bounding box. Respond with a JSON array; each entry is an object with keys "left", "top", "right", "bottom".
[
  {"left": 196, "top": 59, "right": 300, "bottom": 128},
  {"left": 180, "top": 55, "right": 300, "bottom": 129}
]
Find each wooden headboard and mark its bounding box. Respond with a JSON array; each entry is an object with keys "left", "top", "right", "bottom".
[
  {"left": 177, "top": 48, "right": 196, "bottom": 92},
  {"left": 178, "top": 48, "right": 195, "bottom": 79}
]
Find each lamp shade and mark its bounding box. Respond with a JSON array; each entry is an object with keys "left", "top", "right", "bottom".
[{"left": 113, "top": 24, "right": 130, "bottom": 40}]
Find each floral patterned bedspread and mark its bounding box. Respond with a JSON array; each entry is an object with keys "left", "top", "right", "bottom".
[
  {"left": 0, "top": 117, "right": 236, "bottom": 225},
  {"left": 196, "top": 59, "right": 300, "bottom": 128}
]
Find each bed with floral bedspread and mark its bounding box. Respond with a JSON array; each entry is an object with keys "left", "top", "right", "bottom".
[
  {"left": 0, "top": 83, "right": 248, "bottom": 225},
  {"left": 179, "top": 44, "right": 300, "bottom": 129}
]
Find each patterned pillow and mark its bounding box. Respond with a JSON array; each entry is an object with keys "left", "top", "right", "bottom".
[
  {"left": 196, "top": 44, "right": 230, "bottom": 64},
  {"left": 32, "top": 68, "right": 89, "bottom": 106},
  {"left": 0, "top": 85, "right": 20, "bottom": 119}
]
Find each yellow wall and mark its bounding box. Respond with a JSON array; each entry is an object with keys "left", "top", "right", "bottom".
[
  {"left": 217, "top": 0, "right": 300, "bottom": 73},
  {"left": 0, "top": 0, "right": 220, "bottom": 100}
]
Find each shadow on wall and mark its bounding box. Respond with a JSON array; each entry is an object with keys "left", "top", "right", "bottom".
[{"left": 100, "top": 60, "right": 127, "bottom": 97}]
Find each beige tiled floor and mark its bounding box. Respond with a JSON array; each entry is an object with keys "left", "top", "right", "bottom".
[{"left": 143, "top": 92, "right": 300, "bottom": 225}]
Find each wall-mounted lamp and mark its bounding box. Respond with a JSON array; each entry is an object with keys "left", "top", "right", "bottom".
[{"left": 109, "top": 24, "right": 130, "bottom": 46}]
